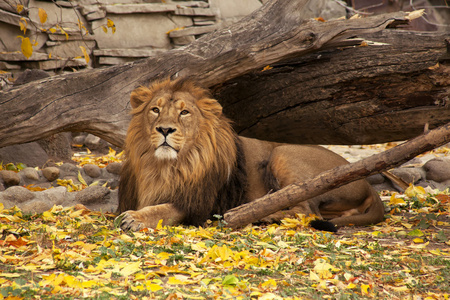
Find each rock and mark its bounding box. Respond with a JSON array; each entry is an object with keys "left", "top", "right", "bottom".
[
  {"left": 211, "top": 0, "right": 261, "bottom": 20},
  {"left": 423, "top": 158, "right": 450, "bottom": 182},
  {"left": 106, "top": 162, "right": 122, "bottom": 175},
  {"left": 104, "top": 3, "right": 177, "bottom": 14},
  {"left": 83, "top": 164, "right": 102, "bottom": 178},
  {"left": 13, "top": 69, "right": 50, "bottom": 86},
  {"left": 28, "top": 0, "right": 82, "bottom": 32},
  {"left": 75, "top": 185, "right": 110, "bottom": 205},
  {"left": 34, "top": 186, "right": 67, "bottom": 206},
  {"left": 372, "top": 182, "right": 397, "bottom": 193},
  {"left": 21, "top": 167, "right": 40, "bottom": 181},
  {"left": 84, "top": 134, "right": 106, "bottom": 150},
  {"left": 20, "top": 200, "right": 54, "bottom": 214},
  {"left": 0, "top": 142, "right": 49, "bottom": 167},
  {"left": 416, "top": 180, "right": 447, "bottom": 191},
  {"left": 0, "top": 182, "right": 5, "bottom": 191},
  {"left": 44, "top": 40, "right": 96, "bottom": 59},
  {"left": 42, "top": 167, "right": 60, "bottom": 181},
  {"left": 0, "top": 170, "right": 21, "bottom": 186},
  {"left": 72, "top": 134, "right": 87, "bottom": 146},
  {"left": 91, "top": 14, "right": 192, "bottom": 50},
  {"left": 367, "top": 173, "right": 385, "bottom": 185},
  {"left": 59, "top": 163, "right": 80, "bottom": 177},
  {"left": 390, "top": 167, "right": 423, "bottom": 184},
  {"left": 36, "top": 132, "right": 73, "bottom": 162},
  {"left": 2, "top": 186, "right": 35, "bottom": 203}
]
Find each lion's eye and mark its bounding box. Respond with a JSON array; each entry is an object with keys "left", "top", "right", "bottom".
[
  {"left": 180, "top": 110, "right": 190, "bottom": 116},
  {"left": 151, "top": 107, "right": 160, "bottom": 114}
]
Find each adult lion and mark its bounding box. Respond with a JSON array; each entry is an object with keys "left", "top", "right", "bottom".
[{"left": 117, "top": 78, "right": 385, "bottom": 231}]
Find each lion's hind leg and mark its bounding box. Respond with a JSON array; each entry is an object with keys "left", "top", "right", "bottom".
[{"left": 118, "top": 204, "right": 185, "bottom": 231}]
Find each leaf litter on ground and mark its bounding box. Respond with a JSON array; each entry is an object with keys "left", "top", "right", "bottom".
[
  {"left": 1, "top": 145, "right": 450, "bottom": 299},
  {"left": 0, "top": 185, "right": 449, "bottom": 299}
]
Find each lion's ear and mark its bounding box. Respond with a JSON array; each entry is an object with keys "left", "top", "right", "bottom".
[
  {"left": 130, "top": 90, "right": 145, "bottom": 109},
  {"left": 197, "top": 98, "right": 223, "bottom": 116}
]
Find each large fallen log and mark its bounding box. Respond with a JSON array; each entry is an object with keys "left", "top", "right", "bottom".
[
  {"left": 223, "top": 121, "right": 450, "bottom": 228},
  {"left": 217, "top": 32, "right": 450, "bottom": 145},
  {"left": 0, "top": 0, "right": 429, "bottom": 148}
]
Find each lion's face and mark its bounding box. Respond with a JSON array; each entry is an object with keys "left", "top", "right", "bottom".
[
  {"left": 128, "top": 79, "right": 226, "bottom": 162},
  {"left": 145, "top": 90, "right": 201, "bottom": 160}
]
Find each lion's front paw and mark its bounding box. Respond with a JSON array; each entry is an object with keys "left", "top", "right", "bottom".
[{"left": 117, "top": 210, "right": 146, "bottom": 231}]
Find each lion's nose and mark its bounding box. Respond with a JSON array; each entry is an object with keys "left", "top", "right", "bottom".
[{"left": 156, "top": 127, "right": 176, "bottom": 137}]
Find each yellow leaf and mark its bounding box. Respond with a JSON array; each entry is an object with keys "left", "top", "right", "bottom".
[
  {"left": 106, "top": 18, "right": 116, "bottom": 33},
  {"left": 42, "top": 211, "right": 57, "bottom": 222},
  {"left": 166, "top": 26, "right": 185, "bottom": 34},
  {"left": 18, "top": 36, "right": 33, "bottom": 59},
  {"left": 57, "top": 26, "right": 69, "bottom": 40},
  {"left": 405, "top": 184, "right": 426, "bottom": 198},
  {"left": 145, "top": 282, "right": 163, "bottom": 292},
  {"left": 101, "top": 25, "right": 108, "bottom": 33},
  {"left": 38, "top": 8, "right": 47, "bottom": 24},
  {"left": 120, "top": 261, "right": 141, "bottom": 277},
  {"left": 313, "top": 258, "right": 339, "bottom": 279},
  {"left": 413, "top": 238, "right": 424, "bottom": 243},
  {"left": 156, "top": 219, "right": 164, "bottom": 230},
  {"left": 309, "top": 271, "right": 321, "bottom": 281},
  {"left": 261, "top": 279, "right": 277, "bottom": 289},
  {"left": 17, "top": 4, "right": 24, "bottom": 13},
  {"left": 361, "top": 284, "right": 371, "bottom": 294},
  {"left": 77, "top": 171, "right": 88, "bottom": 186},
  {"left": 388, "top": 194, "right": 406, "bottom": 206},
  {"left": 261, "top": 65, "right": 273, "bottom": 71},
  {"left": 19, "top": 18, "right": 27, "bottom": 34},
  {"left": 79, "top": 46, "right": 90, "bottom": 64},
  {"left": 49, "top": 28, "right": 57, "bottom": 33},
  {"left": 0, "top": 212, "right": 22, "bottom": 222},
  {"left": 107, "top": 18, "right": 114, "bottom": 28},
  {"left": 167, "top": 277, "right": 184, "bottom": 285},
  {"left": 156, "top": 252, "right": 171, "bottom": 260},
  {"left": 347, "top": 283, "right": 357, "bottom": 289}
]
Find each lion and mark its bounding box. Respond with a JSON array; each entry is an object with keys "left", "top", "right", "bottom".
[{"left": 117, "top": 78, "right": 385, "bottom": 231}]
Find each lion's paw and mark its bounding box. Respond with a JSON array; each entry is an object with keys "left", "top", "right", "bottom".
[{"left": 117, "top": 211, "right": 146, "bottom": 231}]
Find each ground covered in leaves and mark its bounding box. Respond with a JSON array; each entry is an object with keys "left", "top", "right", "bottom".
[{"left": 0, "top": 185, "right": 449, "bottom": 299}]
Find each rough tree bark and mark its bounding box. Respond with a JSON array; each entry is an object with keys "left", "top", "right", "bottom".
[
  {"left": 224, "top": 121, "right": 450, "bottom": 228},
  {"left": 0, "top": 0, "right": 437, "bottom": 148},
  {"left": 217, "top": 31, "right": 450, "bottom": 145}
]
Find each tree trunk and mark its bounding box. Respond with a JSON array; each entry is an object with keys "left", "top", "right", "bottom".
[
  {"left": 224, "top": 121, "right": 450, "bottom": 228},
  {"left": 0, "top": 0, "right": 440, "bottom": 148},
  {"left": 217, "top": 31, "right": 450, "bottom": 145}
]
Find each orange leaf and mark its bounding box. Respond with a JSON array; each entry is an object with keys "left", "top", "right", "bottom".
[{"left": 435, "top": 194, "right": 450, "bottom": 204}]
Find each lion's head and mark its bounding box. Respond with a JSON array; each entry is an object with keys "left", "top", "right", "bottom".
[{"left": 118, "top": 78, "right": 246, "bottom": 225}]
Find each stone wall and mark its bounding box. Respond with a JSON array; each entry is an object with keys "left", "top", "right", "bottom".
[{"left": 0, "top": 0, "right": 263, "bottom": 85}]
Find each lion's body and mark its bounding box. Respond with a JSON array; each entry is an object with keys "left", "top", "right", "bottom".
[{"left": 118, "top": 79, "right": 385, "bottom": 231}]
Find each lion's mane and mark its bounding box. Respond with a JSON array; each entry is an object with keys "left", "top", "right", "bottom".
[{"left": 117, "top": 79, "right": 248, "bottom": 225}]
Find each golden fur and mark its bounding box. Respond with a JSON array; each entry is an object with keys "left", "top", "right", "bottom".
[{"left": 117, "top": 78, "right": 385, "bottom": 231}]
